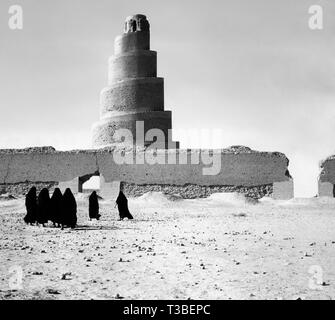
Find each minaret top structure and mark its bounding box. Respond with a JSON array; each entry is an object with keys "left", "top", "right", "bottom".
[
  {"left": 114, "top": 14, "right": 150, "bottom": 55},
  {"left": 124, "top": 14, "right": 150, "bottom": 33}
]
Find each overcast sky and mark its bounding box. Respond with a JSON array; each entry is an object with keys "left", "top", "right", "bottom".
[{"left": 0, "top": 0, "right": 334, "bottom": 197}]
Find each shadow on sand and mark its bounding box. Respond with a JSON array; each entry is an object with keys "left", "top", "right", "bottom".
[
  {"left": 72, "top": 224, "right": 137, "bottom": 231},
  {"left": 113, "top": 219, "right": 167, "bottom": 222}
]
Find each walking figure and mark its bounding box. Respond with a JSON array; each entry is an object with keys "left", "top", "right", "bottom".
[{"left": 115, "top": 190, "right": 133, "bottom": 221}]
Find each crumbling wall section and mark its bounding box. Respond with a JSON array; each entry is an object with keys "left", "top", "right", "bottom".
[
  {"left": 318, "top": 155, "right": 335, "bottom": 197},
  {"left": 0, "top": 182, "right": 58, "bottom": 197},
  {"left": 0, "top": 146, "right": 292, "bottom": 199},
  {"left": 122, "top": 183, "right": 273, "bottom": 199}
]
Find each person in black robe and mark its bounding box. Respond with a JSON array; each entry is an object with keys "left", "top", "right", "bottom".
[
  {"left": 50, "top": 188, "right": 63, "bottom": 227},
  {"left": 115, "top": 190, "right": 133, "bottom": 220},
  {"left": 24, "top": 186, "right": 37, "bottom": 225},
  {"left": 60, "top": 188, "right": 77, "bottom": 229},
  {"left": 89, "top": 191, "right": 101, "bottom": 220},
  {"left": 36, "top": 188, "right": 50, "bottom": 226}
]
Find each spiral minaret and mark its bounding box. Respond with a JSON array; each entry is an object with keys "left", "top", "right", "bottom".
[{"left": 92, "top": 14, "right": 178, "bottom": 149}]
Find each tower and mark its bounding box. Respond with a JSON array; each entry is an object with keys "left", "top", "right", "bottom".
[{"left": 92, "top": 14, "right": 179, "bottom": 149}]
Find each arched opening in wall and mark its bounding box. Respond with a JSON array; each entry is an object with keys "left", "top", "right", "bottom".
[
  {"left": 82, "top": 176, "right": 100, "bottom": 193},
  {"left": 131, "top": 20, "right": 137, "bottom": 32},
  {"left": 80, "top": 172, "right": 100, "bottom": 194}
]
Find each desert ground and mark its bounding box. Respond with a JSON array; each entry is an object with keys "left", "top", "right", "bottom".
[{"left": 0, "top": 192, "right": 335, "bottom": 300}]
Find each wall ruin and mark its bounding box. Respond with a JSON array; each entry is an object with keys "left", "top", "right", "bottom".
[
  {"left": 318, "top": 155, "right": 335, "bottom": 197},
  {"left": 0, "top": 146, "right": 293, "bottom": 199}
]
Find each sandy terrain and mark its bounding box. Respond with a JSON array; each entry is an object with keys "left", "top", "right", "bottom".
[{"left": 0, "top": 192, "right": 334, "bottom": 300}]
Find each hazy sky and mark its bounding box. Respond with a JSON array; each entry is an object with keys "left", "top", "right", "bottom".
[{"left": 0, "top": 0, "right": 334, "bottom": 197}]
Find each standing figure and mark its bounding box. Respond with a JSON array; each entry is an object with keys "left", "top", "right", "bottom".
[
  {"left": 50, "top": 188, "right": 63, "bottom": 227},
  {"left": 24, "top": 186, "right": 37, "bottom": 225},
  {"left": 61, "top": 188, "right": 77, "bottom": 229},
  {"left": 36, "top": 188, "right": 50, "bottom": 227},
  {"left": 115, "top": 190, "right": 133, "bottom": 220},
  {"left": 89, "top": 191, "right": 101, "bottom": 220}
]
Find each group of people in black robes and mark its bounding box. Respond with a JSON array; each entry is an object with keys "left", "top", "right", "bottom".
[
  {"left": 24, "top": 186, "right": 133, "bottom": 228},
  {"left": 24, "top": 187, "right": 78, "bottom": 229},
  {"left": 89, "top": 189, "right": 133, "bottom": 220}
]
